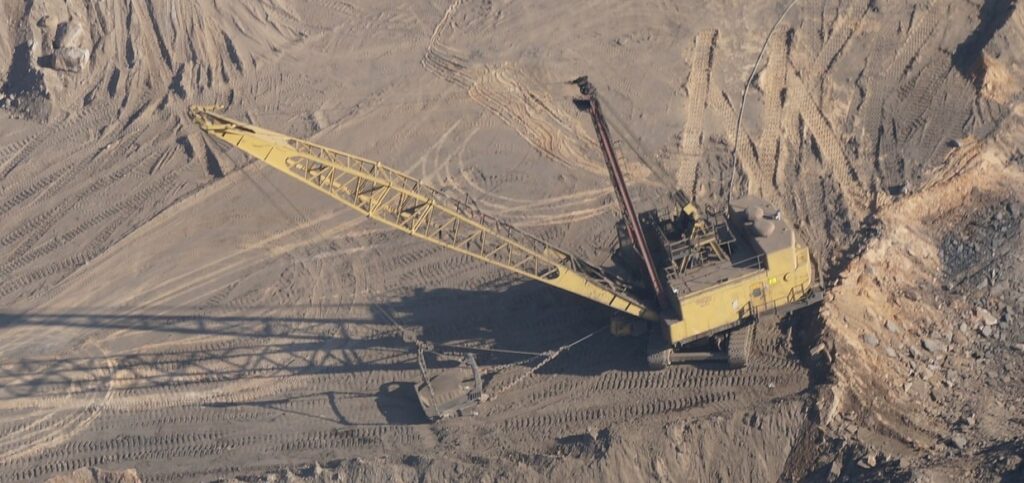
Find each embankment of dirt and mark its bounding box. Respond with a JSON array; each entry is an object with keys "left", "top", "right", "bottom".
[{"left": 806, "top": 125, "right": 1024, "bottom": 478}]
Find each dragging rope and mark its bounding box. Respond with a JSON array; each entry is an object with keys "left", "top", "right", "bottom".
[
  {"left": 373, "top": 305, "right": 605, "bottom": 398},
  {"left": 488, "top": 327, "right": 605, "bottom": 397}
]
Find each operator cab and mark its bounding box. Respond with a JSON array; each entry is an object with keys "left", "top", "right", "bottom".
[
  {"left": 615, "top": 197, "right": 802, "bottom": 308},
  {"left": 615, "top": 196, "right": 817, "bottom": 368}
]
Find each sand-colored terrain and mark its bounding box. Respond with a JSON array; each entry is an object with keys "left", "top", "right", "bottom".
[{"left": 1, "top": 0, "right": 1022, "bottom": 481}]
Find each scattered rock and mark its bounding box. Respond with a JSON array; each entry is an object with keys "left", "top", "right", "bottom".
[
  {"left": 1012, "top": 343, "right": 1024, "bottom": 352},
  {"left": 980, "top": 326, "right": 993, "bottom": 338},
  {"left": 977, "top": 308, "right": 999, "bottom": 326},
  {"left": 829, "top": 459, "right": 843, "bottom": 479},
  {"left": 885, "top": 320, "right": 901, "bottom": 333},
  {"left": 949, "top": 433, "right": 967, "bottom": 450},
  {"left": 866, "top": 306, "right": 880, "bottom": 321},
  {"left": 857, "top": 453, "right": 878, "bottom": 469},
  {"left": 991, "top": 281, "right": 1009, "bottom": 297},
  {"left": 45, "top": 467, "right": 141, "bottom": 483},
  {"left": 863, "top": 333, "right": 880, "bottom": 347},
  {"left": 922, "top": 338, "right": 946, "bottom": 353},
  {"left": 885, "top": 346, "right": 897, "bottom": 358},
  {"left": 957, "top": 414, "right": 976, "bottom": 428},
  {"left": 865, "top": 453, "right": 878, "bottom": 467},
  {"left": 952, "top": 330, "right": 968, "bottom": 345},
  {"left": 1008, "top": 454, "right": 1023, "bottom": 470}
]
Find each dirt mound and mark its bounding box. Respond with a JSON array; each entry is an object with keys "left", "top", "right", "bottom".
[{"left": 1, "top": 0, "right": 300, "bottom": 119}]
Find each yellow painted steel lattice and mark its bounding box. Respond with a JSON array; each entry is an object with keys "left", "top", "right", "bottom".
[{"left": 189, "top": 106, "right": 657, "bottom": 321}]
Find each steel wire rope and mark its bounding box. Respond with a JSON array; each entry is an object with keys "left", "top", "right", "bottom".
[{"left": 726, "top": 0, "right": 803, "bottom": 205}]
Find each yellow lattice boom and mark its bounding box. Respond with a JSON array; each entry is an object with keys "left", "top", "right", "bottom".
[{"left": 189, "top": 106, "right": 657, "bottom": 321}]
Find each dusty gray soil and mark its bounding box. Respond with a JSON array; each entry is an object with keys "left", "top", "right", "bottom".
[{"left": 0, "top": 0, "right": 1022, "bottom": 481}]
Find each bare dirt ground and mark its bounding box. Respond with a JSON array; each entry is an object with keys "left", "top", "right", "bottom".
[{"left": 0, "top": 0, "right": 1021, "bottom": 481}]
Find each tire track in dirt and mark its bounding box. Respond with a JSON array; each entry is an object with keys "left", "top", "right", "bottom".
[
  {"left": 455, "top": 168, "right": 614, "bottom": 227},
  {"left": 894, "top": 61, "right": 948, "bottom": 142},
  {"left": 676, "top": 29, "right": 717, "bottom": 193},
  {"left": 507, "top": 364, "right": 805, "bottom": 412},
  {"left": 1, "top": 343, "right": 432, "bottom": 481},
  {"left": 0, "top": 129, "right": 53, "bottom": 179},
  {"left": 0, "top": 133, "right": 38, "bottom": 161},
  {"left": 422, "top": 0, "right": 653, "bottom": 183},
  {"left": 0, "top": 103, "right": 118, "bottom": 213},
  {"left": 858, "top": 1, "right": 942, "bottom": 171},
  {"left": 494, "top": 366, "right": 810, "bottom": 445},
  {"left": 2, "top": 347, "right": 415, "bottom": 474},
  {"left": 913, "top": 72, "right": 976, "bottom": 172},
  {"left": 759, "top": 29, "right": 789, "bottom": 190},
  {"left": 0, "top": 171, "right": 181, "bottom": 300},
  {"left": 805, "top": 0, "right": 871, "bottom": 88},
  {"left": 466, "top": 65, "right": 609, "bottom": 177},
  {"left": 785, "top": 67, "right": 869, "bottom": 220},
  {"left": 485, "top": 318, "right": 808, "bottom": 438},
  {"left": 434, "top": 126, "right": 619, "bottom": 227},
  {"left": 499, "top": 391, "right": 739, "bottom": 433},
  {"left": 498, "top": 333, "right": 805, "bottom": 405},
  {"left": 707, "top": 84, "right": 767, "bottom": 202},
  {"left": 0, "top": 343, "right": 116, "bottom": 467},
  {"left": 96, "top": 321, "right": 408, "bottom": 398},
  {"left": 95, "top": 210, "right": 366, "bottom": 310},
  {"left": 0, "top": 105, "right": 138, "bottom": 279},
  {"left": 0, "top": 104, "right": 107, "bottom": 180},
  {"left": 0, "top": 157, "right": 142, "bottom": 275},
  {"left": 4, "top": 424, "right": 432, "bottom": 483}
]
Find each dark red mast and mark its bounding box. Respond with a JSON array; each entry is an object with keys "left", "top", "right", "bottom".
[{"left": 572, "top": 76, "right": 671, "bottom": 312}]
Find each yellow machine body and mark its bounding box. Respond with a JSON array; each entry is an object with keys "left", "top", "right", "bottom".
[{"left": 663, "top": 197, "right": 815, "bottom": 345}]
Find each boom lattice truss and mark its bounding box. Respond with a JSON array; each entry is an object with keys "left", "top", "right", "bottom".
[{"left": 189, "top": 106, "right": 656, "bottom": 321}]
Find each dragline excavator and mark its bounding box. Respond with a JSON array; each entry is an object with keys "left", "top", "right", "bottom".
[{"left": 188, "top": 78, "right": 821, "bottom": 378}]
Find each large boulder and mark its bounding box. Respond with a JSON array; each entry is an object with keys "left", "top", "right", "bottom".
[
  {"left": 54, "top": 21, "right": 86, "bottom": 49},
  {"left": 51, "top": 21, "right": 90, "bottom": 72},
  {"left": 53, "top": 46, "right": 90, "bottom": 72}
]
